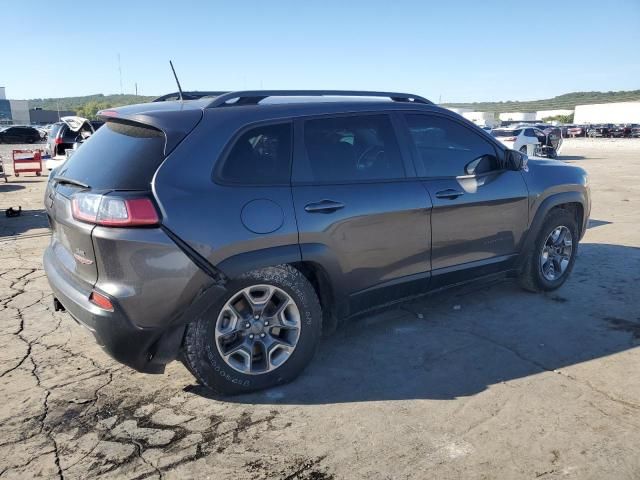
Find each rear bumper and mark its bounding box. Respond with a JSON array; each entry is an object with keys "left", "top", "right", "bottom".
[
  {"left": 44, "top": 239, "right": 227, "bottom": 373},
  {"left": 44, "top": 246, "right": 167, "bottom": 372}
]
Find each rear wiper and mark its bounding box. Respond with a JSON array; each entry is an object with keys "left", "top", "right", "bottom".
[{"left": 53, "top": 175, "right": 90, "bottom": 189}]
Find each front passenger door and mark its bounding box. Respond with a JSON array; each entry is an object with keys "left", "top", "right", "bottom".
[{"left": 402, "top": 113, "right": 529, "bottom": 285}]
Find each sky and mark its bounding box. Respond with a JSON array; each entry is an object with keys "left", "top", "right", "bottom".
[{"left": 2, "top": 0, "right": 639, "bottom": 102}]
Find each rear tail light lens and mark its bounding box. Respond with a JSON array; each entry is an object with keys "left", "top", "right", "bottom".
[
  {"left": 54, "top": 137, "right": 63, "bottom": 144},
  {"left": 71, "top": 193, "right": 159, "bottom": 227},
  {"left": 503, "top": 137, "right": 517, "bottom": 141},
  {"left": 90, "top": 291, "right": 114, "bottom": 311}
]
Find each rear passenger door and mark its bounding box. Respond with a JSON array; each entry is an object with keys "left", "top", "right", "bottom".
[
  {"left": 401, "top": 113, "right": 529, "bottom": 285},
  {"left": 292, "top": 113, "right": 432, "bottom": 313}
]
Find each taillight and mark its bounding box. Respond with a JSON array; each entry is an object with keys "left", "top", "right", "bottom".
[
  {"left": 503, "top": 136, "right": 517, "bottom": 141},
  {"left": 71, "top": 193, "right": 159, "bottom": 227},
  {"left": 54, "top": 137, "right": 63, "bottom": 144}
]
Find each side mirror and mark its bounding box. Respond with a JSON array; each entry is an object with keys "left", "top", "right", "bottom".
[
  {"left": 465, "top": 154, "right": 497, "bottom": 175},
  {"left": 507, "top": 149, "right": 528, "bottom": 171}
]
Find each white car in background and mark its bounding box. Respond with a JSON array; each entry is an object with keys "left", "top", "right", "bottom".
[{"left": 491, "top": 126, "right": 548, "bottom": 154}]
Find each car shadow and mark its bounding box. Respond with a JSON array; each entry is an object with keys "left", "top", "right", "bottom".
[
  {"left": 559, "top": 155, "right": 587, "bottom": 161},
  {"left": 186, "top": 242, "right": 640, "bottom": 404},
  {"left": 588, "top": 219, "right": 612, "bottom": 229},
  {"left": 6, "top": 178, "right": 48, "bottom": 183},
  {"left": 0, "top": 183, "right": 25, "bottom": 193},
  {"left": 0, "top": 208, "right": 50, "bottom": 237}
]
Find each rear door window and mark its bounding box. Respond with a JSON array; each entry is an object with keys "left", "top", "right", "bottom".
[
  {"left": 298, "top": 114, "right": 404, "bottom": 183},
  {"left": 405, "top": 114, "right": 499, "bottom": 177},
  {"left": 54, "top": 120, "right": 166, "bottom": 190},
  {"left": 217, "top": 123, "right": 292, "bottom": 185}
]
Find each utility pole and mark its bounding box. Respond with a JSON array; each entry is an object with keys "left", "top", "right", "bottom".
[
  {"left": 135, "top": 82, "right": 138, "bottom": 96},
  {"left": 118, "top": 53, "right": 123, "bottom": 95}
]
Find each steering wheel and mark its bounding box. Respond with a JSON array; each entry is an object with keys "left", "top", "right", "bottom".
[{"left": 356, "top": 145, "right": 385, "bottom": 170}]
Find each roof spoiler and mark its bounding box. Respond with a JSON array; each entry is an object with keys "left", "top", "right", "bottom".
[
  {"left": 205, "top": 90, "right": 432, "bottom": 108},
  {"left": 97, "top": 108, "right": 203, "bottom": 155}
]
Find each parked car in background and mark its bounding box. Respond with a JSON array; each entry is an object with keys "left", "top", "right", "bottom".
[
  {"left": 567, "top": 125, "right": 587, "bottom": 137},
  {"left": 609, "top": 124, "right": 632, "bottom": 138},
  {"left": 630, "top": 124, "right": 640, "bottom": 138},
  {"left": 44, "top": 90, "right": 590, "bottom": 395},
  {"left": 35, "top": 126, "right": 49, "bottom": 140},
  {"left": 492, "top": 127, "right": 541, "bottom": 153},
  {"left": 0, "top": 125, "right": 42, "bottom": 143},
  {"left": 493, "top": 126, "right": 562, "bottom": 158},
  {"left": 45, "top": 117, "right": 102, "bottom": 170},
  {"left": 587, "top": 124, "right": 613, "bottom": 138}
]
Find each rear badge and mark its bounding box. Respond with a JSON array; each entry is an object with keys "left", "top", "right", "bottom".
[{"left": 73, "top": 249, "right": 93, "bottom": 265}]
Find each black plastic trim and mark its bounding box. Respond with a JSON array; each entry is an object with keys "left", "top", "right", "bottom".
[{"left": 161, "top": 226, "right": 227, "bottom": 284}]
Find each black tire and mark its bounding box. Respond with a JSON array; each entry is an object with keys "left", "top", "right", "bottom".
[
  {"left": 182, "top": 264, "right": 322, "bottom": 395},
  {"left": 518, "top": 208, "right": 579, "bottom": 292},
  {"left": 519, "top": 146, "right": 528, "bottom": 154}
]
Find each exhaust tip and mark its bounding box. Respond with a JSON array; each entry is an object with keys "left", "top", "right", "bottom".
[{"left": 53, "top": 297, "right": 66, "bottom": 312}]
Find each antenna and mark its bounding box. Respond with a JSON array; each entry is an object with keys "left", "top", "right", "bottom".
[{"left": 169, "top": 60, "right": 184, "bottom": 101}]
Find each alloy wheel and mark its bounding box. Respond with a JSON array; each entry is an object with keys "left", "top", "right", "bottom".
[
  {"left": 539, "top": 226, "right": 573, "bottom": 281},
  {"left": 214, "top": 285, "right": 301, "bottom": 374}
]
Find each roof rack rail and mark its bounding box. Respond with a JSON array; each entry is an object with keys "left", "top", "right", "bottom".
[
  {"left": 152, "top": 91, "right": 228, "bottom": 102},
  {"left": 205, "top": 90, "right": 432, "bottom": 108}
]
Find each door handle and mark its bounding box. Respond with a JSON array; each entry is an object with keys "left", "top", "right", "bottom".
[
  {"left": 304, "top": 200, "right": 345, "bottom": 213},
  {"left": 435, "top": 189, "right": 464, "bottom": 199}
]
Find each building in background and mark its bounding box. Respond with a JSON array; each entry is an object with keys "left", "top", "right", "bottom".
[
  {"left": 536, "top": 109, "right": 574, "bottom": 120},
  {"left": 499, "top": 112, "right": 536, "bottom": 122},
  {"left": 461, "top": 111, "right": 496, "bottom": 127},
  {"left": 574, "top": 102, "right": 640, "bottom": 124},
  {"left": 8, "top": 100, "right": 30, "bottom": 124},
  {"left": 30, "top": 108, "right": 75, "bottom": 124},
  {"left": 0, "top": 86, "right": 11, "bottom": 124},
  {"left": 0, "top": 87, "right": 75, "bottom": 125}
]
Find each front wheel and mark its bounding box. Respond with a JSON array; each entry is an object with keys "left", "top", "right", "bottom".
[
  {"left": 518, "top": 209, "right": 579, "bottom": 292},
  {"left": 182, "top": 264, "right": 322, "bottom": 395}
]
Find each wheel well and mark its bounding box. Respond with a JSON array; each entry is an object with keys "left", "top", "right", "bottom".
[
  {"left": 552, "top": 202, "right": 584, "bottom": 235},
  {"left": 292, "top": 261, "right": 337, "bottom": 335}
]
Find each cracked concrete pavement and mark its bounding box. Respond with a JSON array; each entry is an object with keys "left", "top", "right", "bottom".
[{"left": 0, "top": 138, "right": 639, "bottom": 479}]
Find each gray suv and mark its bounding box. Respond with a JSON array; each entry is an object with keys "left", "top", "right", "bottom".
[{"left": 44, "top": 91, "right": 590, "bottom": 395}]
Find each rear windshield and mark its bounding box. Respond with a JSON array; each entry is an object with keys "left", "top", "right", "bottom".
[
  {"left": 491, "top": 129, "right": 521, "bottom": 137},
  {"left": 55, "top": 121, "right": 165, "bottom": 190},
  {"left": 49, "top": 124, "right": 62, "bottom": 137}
]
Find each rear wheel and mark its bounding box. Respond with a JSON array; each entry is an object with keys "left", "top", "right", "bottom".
[
  {"left": 182, "top": 264, "right": 322, "bottom": 395},
  {"left": 518, "top": 209, "right": 579, "bottom": 292},
  {"left": 519, "top": 146, "right": 528, "bottom": 154}
]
